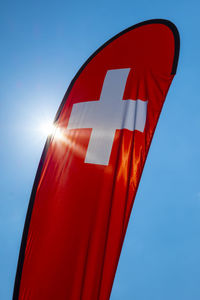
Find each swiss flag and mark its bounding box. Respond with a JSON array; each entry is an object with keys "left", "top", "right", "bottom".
[{"left": 13, "top": 19, "right": 179, "bottom": 300}]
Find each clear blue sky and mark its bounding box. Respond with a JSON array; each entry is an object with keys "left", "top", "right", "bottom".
[{"left": 1, "top": 0, "right": 200, "bottom": 299}]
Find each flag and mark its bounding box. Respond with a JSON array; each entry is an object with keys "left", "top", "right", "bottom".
[{"left": 13, "top": 19, "right": 180, "bottom": 300}]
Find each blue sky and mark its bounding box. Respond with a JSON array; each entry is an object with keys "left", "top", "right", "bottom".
[{"left": 1, "top": 0, "right": 200, "bottom": 299}]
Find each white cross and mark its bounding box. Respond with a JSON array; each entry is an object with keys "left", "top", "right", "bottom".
[{"left": 67, "top": 68, "right": 148, "bottom": 166}]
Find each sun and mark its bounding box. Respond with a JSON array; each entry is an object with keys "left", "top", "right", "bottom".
[
  {"left": 39, "top": 122, "right": 56, "bottom": 137},
  {"left": 38, "top": 120, "right": 67, "bottom": 143}
]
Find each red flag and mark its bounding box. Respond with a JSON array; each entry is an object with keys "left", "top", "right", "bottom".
[{"left": 13, "top": 19, "right": 180, "bottom": 300}]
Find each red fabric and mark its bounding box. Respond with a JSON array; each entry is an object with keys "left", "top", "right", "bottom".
[{"left": 19, "top": 23, "right": 176, "bottom": 300}]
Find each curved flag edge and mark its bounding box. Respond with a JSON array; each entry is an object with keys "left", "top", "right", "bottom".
[{"left": 13, "top": 19, "right": 180, "bottom": 300}]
